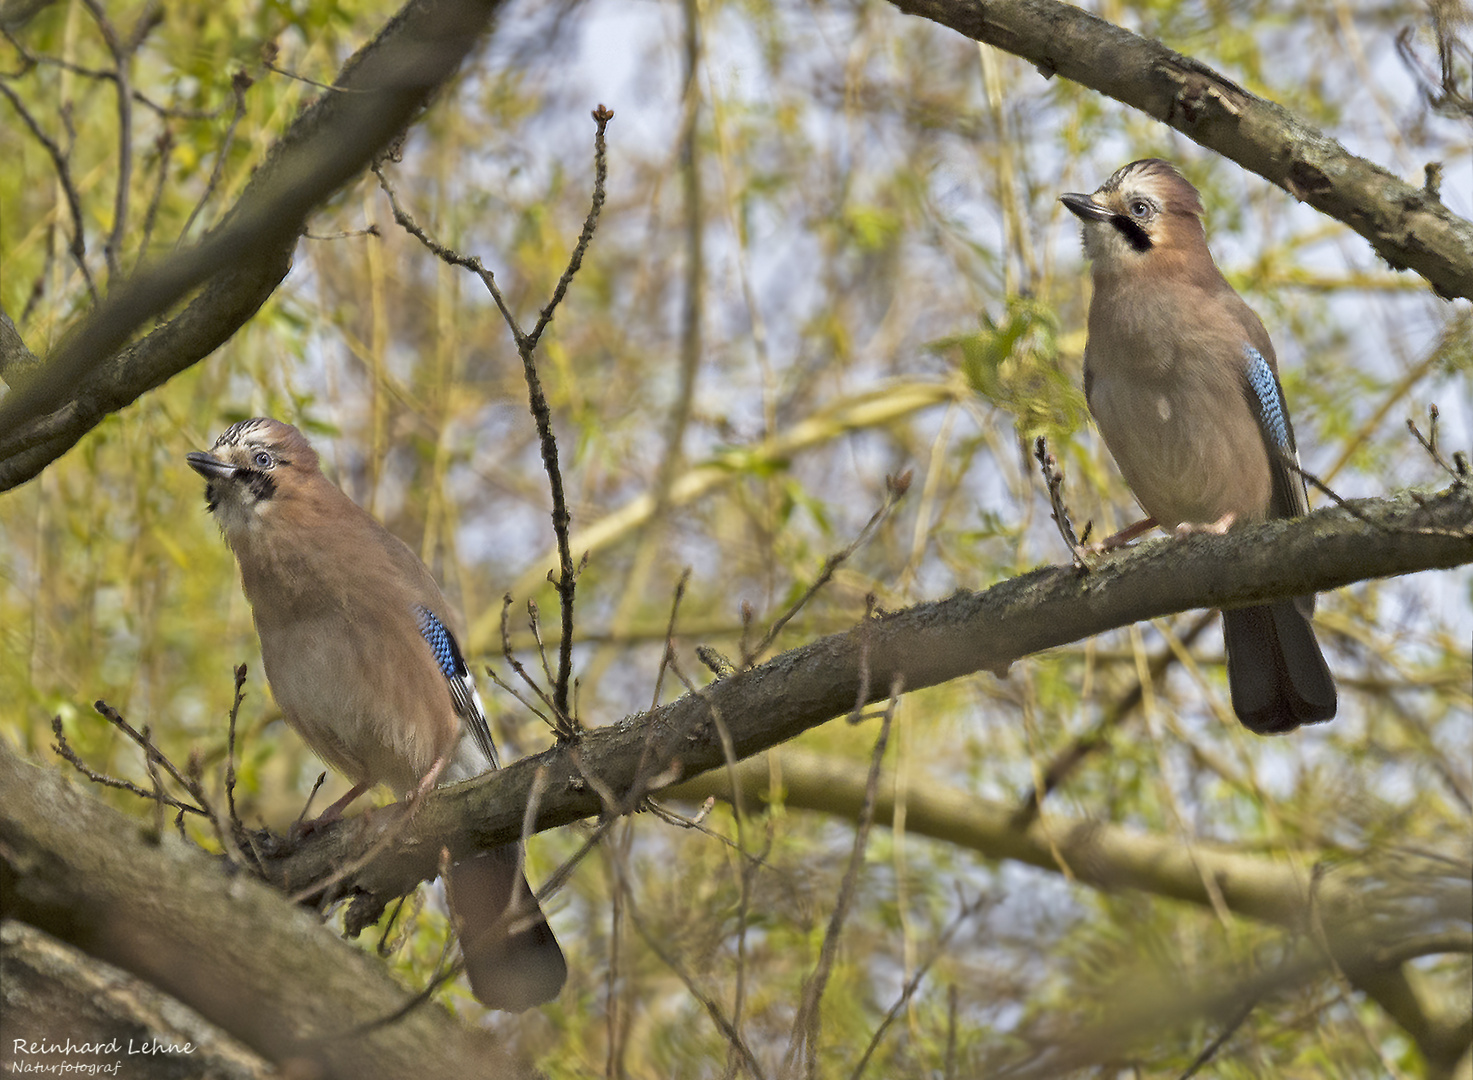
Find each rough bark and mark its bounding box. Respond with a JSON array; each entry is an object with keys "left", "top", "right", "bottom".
[
  {"left": 887, "top": 0, "right": 1473, "bottom": 300},
  {"left": 0, "top": 0, "right": 507, "bottom": 491}
]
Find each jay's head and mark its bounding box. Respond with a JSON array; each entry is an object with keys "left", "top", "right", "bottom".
[
  {"left": 187, "top": 417, "right": 321, "bottom": 537},
  {"left": 1060, "top": 159, "right": 1207, "bottom": 271}
]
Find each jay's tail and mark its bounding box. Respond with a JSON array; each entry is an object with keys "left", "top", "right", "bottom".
[
  {"left": 1223, "top": 599, "right": 1336, "bottom": 735},
  {"left": 447, "top": 845, "right": 567, "bottom": 1011}
]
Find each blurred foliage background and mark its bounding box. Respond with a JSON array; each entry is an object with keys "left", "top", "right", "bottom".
[{"left": 1, "top": 0, "right": 1469, "bottom": 1074}]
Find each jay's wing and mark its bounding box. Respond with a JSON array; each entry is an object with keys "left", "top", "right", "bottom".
[
  {"left": 1241, "top": 344, "right": 1310, "bottom": 520},
  {"left": 414, "top": 604, "right": 500, "bottom": 768}
]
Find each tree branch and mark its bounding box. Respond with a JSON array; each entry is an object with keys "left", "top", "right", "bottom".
[
  {"left": 886, "top": 0, "right": 1473, "bottom": 300},
  {"left": 0, "top": 746, "right": 524, "bottom": 1079},
  {"left": 0, "top": 0, "right": 507, "bottom": 492},
  {"left": 671, "top": 751, "right": 1471, "bottom": 1075},
  {"left": 262, "top": 486, "right": 1472, "bottom": 911},
  {"left": 3, "top": 487, "right": 1466, "bottom": 1065}
]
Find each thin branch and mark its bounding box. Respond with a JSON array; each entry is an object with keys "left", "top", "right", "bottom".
[
  {"left": 79, "top": 0, "right": 133, "bottom": 280},
  {"left": 49, "top": 714, "right": 206, "bottom": 818},
  {"left": 1010, "top": 611, "right": 1216, "bottom": 829},
  {"left": 261, "top": 39, "right": 359, "bottom": 95},
  {"left": 651, "top": 568, "right": 693, "bottom": 710},
  {"left": 0, "top": 0, "right": 504, "bottom": 492},
  {"left": 1033, "top": 436, "right": 1093, "bottom": 566},
  {"left": 177, "top": 68, "right": 253, "bottom": 247},
  {"left": 747, "top": 472, "right": 911, "bottom": 665},
  {"left": 848, "top": 896, "right": 985, "bottom": 1080},
  {"left": 613, "top": 844, "right": 769, "bottom": 1080},
  {"left": 524, "top": 105, "right": 613, "bottom": 350},
  {"left": 225, "top": 663, "right": 247, "bottom": 828},
  {"left": 377, "top": 109, "right": 613, "bottom": 733},
  {"left": 92, "top": 699, "right": 209, "bottom": 803},
  {"left": 886, "top": 0, "right": 1473, "bottom": 300},
  {"left": 2, "top": 23, "right": 209, "bottom": 120},
  {"left": 0, "top": 81, "right": 97, "bottom": 304},
  {"left": 784, "top": 620, "right": 900, "bottom": 1079},
  {"left": 1408, "top": 403, "right": 1470, "bottom": 484},
  {"left": 1176, "top": 993, "right": 1260, "bottom": 1079},
  {"left": 492, "top": 593, "right": 558, "bottom": 726},
  {"left": 132, "top": 130, "right": 174, "bottom": 273}
]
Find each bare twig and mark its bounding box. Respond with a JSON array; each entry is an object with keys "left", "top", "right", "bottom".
[
  {"left": 294, "top": 772, "right": 328, "bottom": 829},
  {"left": 133, "top": 130, "right": 174, "bottom": 273},
  {"left": 304, "top": 226, "right": 380, "bottom": 241},
  {"left": 785, "top": 610, "right": 900, "bottom": 1078},
  {"left": 492, "top": 594, "right": 558, "bottom": 725},
  {"left": 1395, "top": 20, "right": 1473, "bottom": 120},
  {"left": 1176, "top": 992, "right": 1260, "bottom": 1079},
  {"left": 93, "top": 699, "right": 207, "bottom": 801},
  {"left": 1292, "top": 425, "right": 1467, "bottom": 539},
  {"left": 260, "top": 39, "right": 358, "bottom": 95},
  {"left": 49, "top": 714, "right": 206, "bottom": 818},
  {"left": 651, "top": 569, "right": 693, "bottom": 710},
  {"left": 225, "top": 663, "right": 247, "bottom": 828},
  {"left": 1010, "top": 611, "right": 1216, "bottom": 829},
  {"left": 527, "top": 599, "right": 559, "bottom": 696},
  {"left": 0, "top": 82, "right": 97, "bottom": 304},
  {"left": 613, "top": 846, "right": 769, "bottom": 1080},
  {"left": 375, "top": 108, "right": 614, "bottom": 735},
  {"left": 79, "top": 0, "right": 134, "bottom": 279},
  {"left": 1, "top": 27, "right": 218, "bottom": 119},
  {"left": 1408, "top": 403, "right": 1469, "bottom": 484},
  {"left": 1033, "top": 436, "right": 1094, "bottom": 567},
  {"left": 747, "top": 472, "right": 911, "bottom": 665},
  {"left": 849, "top": 896, "right": 984, "bottom": 1080},
  {"left": 177, "top": 69, "right": 253, "bottom": 246},
  {"left": 524, "top": 110, "right": 613, "bottom": 727}
]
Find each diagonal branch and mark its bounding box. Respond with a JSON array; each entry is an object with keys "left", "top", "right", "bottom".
[
  {"left": 3, "top": 487, "right": 1467, "bottom": 1070},
  {"left": 260, "top": 486, "right": 1472, "bottom": 905},
  {"left": 0, "top": 746, "right": 518, "bottom": 1079},
  {"left": 0, "top": 0, "right": 508, "bottom": 492},
  {"left": 886, "top": 0, "right": 1473, "bottom": 300}
]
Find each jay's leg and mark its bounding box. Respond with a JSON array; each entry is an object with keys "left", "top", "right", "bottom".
[
  {"left": 293, "top": 781, "right": 370, "bottom": 837},
  {"left": 1090, "top": 516, "right": 1157, "bottom": 552}
]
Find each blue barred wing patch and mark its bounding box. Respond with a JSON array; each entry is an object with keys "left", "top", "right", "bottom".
[
  {"left": 414, "top": 604, "right": 500, "bottom": 768},
  {"left": 1242, "top": 344, "right": 1309, "bottom": 518},
  {"left": 1244, "top": 345, "right": 1291, "bottom": 453}
]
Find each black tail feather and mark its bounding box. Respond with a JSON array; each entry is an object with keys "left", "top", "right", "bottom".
[
  {"left": 448, "top": 845, "right": 567, "bottom": 1011},
  {"left": 1223, "top": 600, "right": 1336, "bottom": 735}
]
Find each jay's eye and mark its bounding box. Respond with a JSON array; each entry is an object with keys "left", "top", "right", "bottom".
[
  {"left": 253, "top": 450, "right": 273, "bottom": 469},
  {"left": 1128, "top": 198, "right": 1151, "bottom": 218}
]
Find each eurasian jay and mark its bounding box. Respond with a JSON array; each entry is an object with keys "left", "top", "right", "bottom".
[
  {"left": 187, "top": 417, "right": 566, "bottom": 1009},
  {"left": 1060, "top": 159, "right": 1336, "bottom": 734}
]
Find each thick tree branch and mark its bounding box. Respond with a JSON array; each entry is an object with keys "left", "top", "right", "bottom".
[
  {"left": 264, "top": 486, "right": 1471, "bottom": 910},
  {"left": 886, "top": 0, "right": 1473, "bottom": 300},
  {"left": 0, "top": 308, "right": 40, "bottom": 388},
  {"left": 669, "top": 751, "right": 1473, "bottom": 1073},
  {"left": 2, "top": 487, "right": 1466, "bottom": 1061},
  {"left": 0, "top": 745, "right": 524, "bottom": 1079},
  {"left": 0, "top": 0, "right": 506, "bottom": 492},
  {"left": 667, "top": 750, "right": 1471, "bottom": 936}
]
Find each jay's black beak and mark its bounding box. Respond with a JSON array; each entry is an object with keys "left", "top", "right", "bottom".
[
  {"left": 1060, "top": 193, "right": 1114, "bottom": 222},
  {"left": 186, "top": 451, "right": 238, "bottom": 481}
]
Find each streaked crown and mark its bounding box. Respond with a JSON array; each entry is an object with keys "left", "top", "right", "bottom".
[
  {"left": 1061, "top": 158, "right": 1207, "bottom": 266},
  {"left": 188, "top": 417, "right": 322, "bottom": 535}
]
